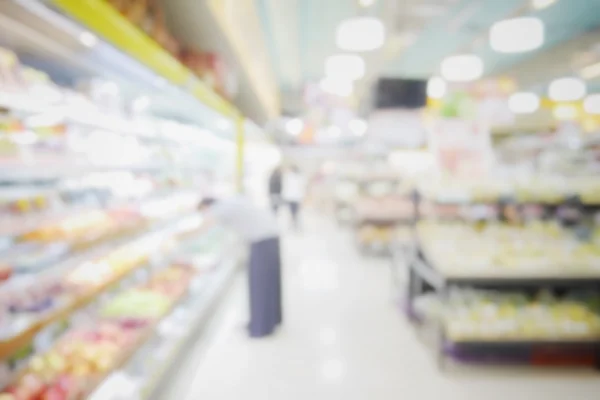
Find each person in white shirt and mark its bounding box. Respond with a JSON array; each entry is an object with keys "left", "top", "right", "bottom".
[
  {"left": 199, "top": 195, "right": 282, "bottom": 338},
  {"left": 282, "top": 165, "right": 305, "bottom": 229}
]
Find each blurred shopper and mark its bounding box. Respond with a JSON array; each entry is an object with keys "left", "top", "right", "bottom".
[
  {"left": 199, "top": 196, "right": 282, "bottom": 338},
  {"left": 283, "top": 165, "right": 305, "bottom": 229},
  {"left": 268, "top": 166, "right": 283, "bottom": 214}
]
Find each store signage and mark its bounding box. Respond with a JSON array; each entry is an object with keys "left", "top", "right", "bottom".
[{"left": 428, "top": 118, "right": 493, "bottom": 177}]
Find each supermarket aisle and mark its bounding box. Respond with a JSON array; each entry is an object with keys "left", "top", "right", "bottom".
[{"left": 161, "top": 214, "right": 600, "bottom": 400}]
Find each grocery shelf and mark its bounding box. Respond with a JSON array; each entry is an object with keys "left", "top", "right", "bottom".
[
  {"left": 403, "top": 241, "right": 600, "bottom": 369},
  {"left": 86, "top": 248, "right": 241, "bottom": 400},
  {"left": 49, "top": 0, "right": 238, "bottom": 120},
  {"left": 445, "top": 337, "right": 600, "bottom": 346},
  {"left": 119, "top": 256, "right": 239, "bottom": 400},
  {"left": 0, "top": 212, "right": 203, "bottom": 362}
]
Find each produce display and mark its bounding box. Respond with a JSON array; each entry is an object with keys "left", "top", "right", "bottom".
[
  {"left": 0, "top": 227, "right": 236, "bottom": 400},
  {"left": 0, "top": 211, "right": 198, "bottom": 343},
  {"left": 355, "top": 195, "right": 414, "bottom": 222},
  {"left": 418, "top": 176, "right": 600, "bottom": 205},
  {"left": 0, "top": 264, "right": 195, "bottom": 400},
  {"left": 418, "top": 221, "right": 600, "bottom": 278},
  {"left": 443, "top": 290, "right": 600, "bottom": 342}
]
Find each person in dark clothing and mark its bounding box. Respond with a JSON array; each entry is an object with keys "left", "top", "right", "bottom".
[
  {"left": 199, "top": 196, "right": 282, "bottom": 338},
  {"left": 269, "top": 166, "right": 283, "bottom": 214}
]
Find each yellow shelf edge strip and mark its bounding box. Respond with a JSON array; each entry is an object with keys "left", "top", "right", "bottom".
[{"left": 51, "top": 0, "right": 238, "bottom": 118}]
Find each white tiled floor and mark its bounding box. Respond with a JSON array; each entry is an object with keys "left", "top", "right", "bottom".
[{"left": 161, "top": 214, "right": 600, "bottom": 400}]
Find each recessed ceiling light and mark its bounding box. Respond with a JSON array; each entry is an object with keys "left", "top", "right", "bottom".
[
  {"left": 548, "top": 77, "right": 586, "bottom": 102},
  {"left": 336, "top": 17, "right": 385, "bottom": 52},
  {"left": 508, "top": 92, "right": 540, "bottom": 114},
  {"left": 358, "top": 0, "right": 376, "bottom": 7},
  {"left": 490, "top": 17, "right": 544, "bottom": 53},
  {"left": 532, "top": 0, "right": 556, "bottom": 10},
  {"left": 427, "top": 76, "right": 446, "bottom": 99},
  {"left": 286, "top": 118, "right": 304, "bottom": 135},
  {"left": 441, "top": 54, "right": 483, "bottom": 82},
  {"left": 79, "top": 31, "right": 98, "bottom": 48},
  {"left": 325, "top": 54, "right": 365, "bottom": 81}
]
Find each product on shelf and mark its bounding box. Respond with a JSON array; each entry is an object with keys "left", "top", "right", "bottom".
[
  {"left": 1, "top": 261, "right": 198, "bottom": 399},
  {"left": 442, "top": 290, "right": 600, "bottom": 341},
  {"left": 418, "top": 220, "right": 600, "bottom": 277}
]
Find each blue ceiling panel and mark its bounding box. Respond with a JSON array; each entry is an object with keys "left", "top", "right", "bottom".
[
  {"left": 484, "top": 0, "right": 600, "bottom": 75},
  {"left": 382, "top": 0, "right": 527, "bottom": 78}
]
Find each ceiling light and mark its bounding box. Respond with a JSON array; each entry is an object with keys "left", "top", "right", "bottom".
[
  {"left": 490, "top": 17, "right": 544, "bottom": 53},
  {"left": 548, "top": 77, "right": 586, "bottom": 102},
  {"left": 584, "top": 94, "right": 600, "bottom": 114},
  {"left": 427, "top": 76, "right": 446, "bottom": 99},
  {"left": 441, "top": 54, "right": 483, "bottom": 82},
  {"left": 553, "top": 104, "right": 578, "bottom": 120},
  {"left": 358, "top": 0, "right": 375, "bottom": 7},
  {"left": 508, "top": 92, "right": 540, "bottom": 114},
  {"left": 336, "top": 17, "right": 385, "bottom": 52},
  {"left": 286, "top": 118, "right": 304, "bottom": 135},
  {"left": 580, "top": 61, "right": 600, "bottom": 80},
  {"left": 532, "top": 0, "right": 556, "bottom": 9},
  {"left": 349, "top": 119, "right": 368, "bottom": 136},
  {"left": 79, "top": 31, "right": 98, "bottom": 48},
  {"left": 325, "top": 54, "right": 365, "bottom": 81},
  {"left": 320, "top": 78, "right": 353, "bottom": 97}
]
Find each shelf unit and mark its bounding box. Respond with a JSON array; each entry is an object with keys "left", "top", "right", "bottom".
[
  {"left": 90, "top": 254, "right": 241, "bottom": 400},
  {"left": 0, "top": 211, "right": 203, "bottom": 362},
  {"left": 50, "top": 0, "right": 238, "bottom": 120},
  {"left": 403, "top": 239, "right": 600, "bottom": 370},
  {"left": 0, "top": 0, "right": 260, "bottom": 395},
  {"left": 385, "top": 187, "right": 600, "bottom": 369}
]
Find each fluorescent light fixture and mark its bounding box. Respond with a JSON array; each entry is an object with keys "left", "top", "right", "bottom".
[
  {"left": 441, "top": 54, "right": 483, "bottom": 82},
  {"left": 79, "top": 31, "right": 98, "bottom": 48},
  {"left": 490, "top": 17, "right": 544, "bottom": 53},
  {"left": 349, "top": 119, "right": 368, "bottom": 136},
  {"left": 427, "top": 76, "right": 446, "bottom": 99},
  {"left": 508, "top": 92, "right": 540, "bottom": 114},
  {"left": 532, "top": 0, "right": 556, "bottom": 9},
  {"left": 580, "top": 61, "right": 600, "bottom": 80},
  {"left": 320, "top": 77, "right": 353, "bottom": 97},
  {"left": 336, "top": 17, "right": 385, "bottom": 52},
  {"left": 553, "top": 104, "right": 578, "bottom": 120},
  {"left": 286, "top": 118, "right": 304, "bottom": 135},
  {"left": 548, "top": 77, "right": 586, "bottom": 102},
  {"left": 359, "top": 0, "right": 376, "bottom": 7},
  {"left": 325, "top": 54, "right": 365, "bottom": 81},
  {"left": 584, "top": 94, "right": 600, "bottom": 114}
]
